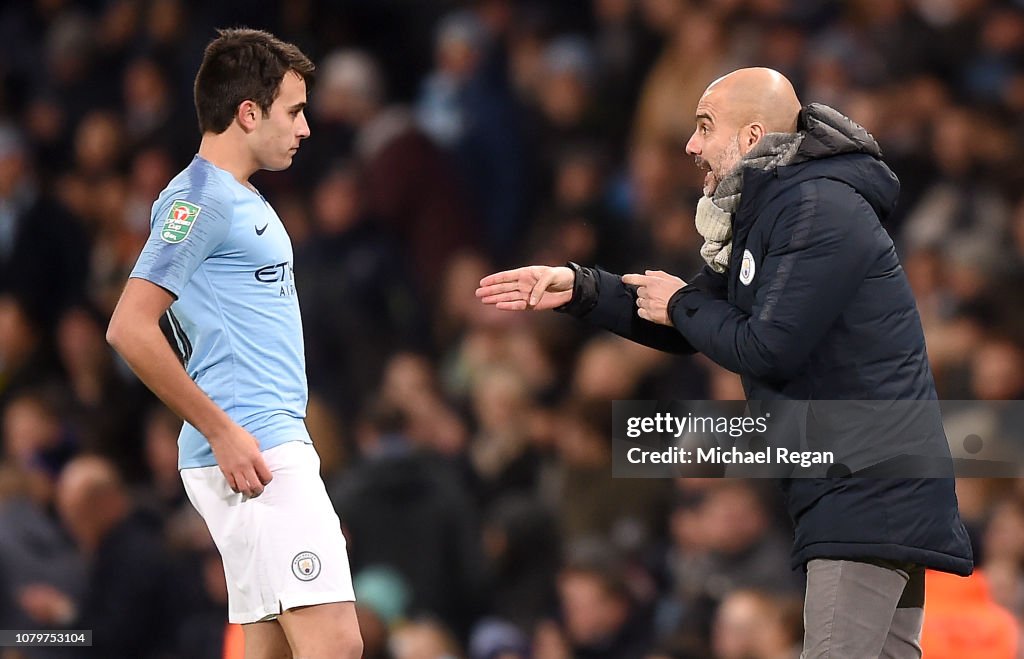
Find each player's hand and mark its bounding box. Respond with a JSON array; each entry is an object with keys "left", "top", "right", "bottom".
[
  {"left": 622, "top": 270, "right": 687, "bottom": 326},
  {"left": 208, "top": 424, "right": 273, "bottom": 498},
  {"left": 476, "top": 266, "right": 574, "bottom": 311}
]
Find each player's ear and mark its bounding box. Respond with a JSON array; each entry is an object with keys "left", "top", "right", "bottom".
[{"left": 236, "top": 100, "right": 260, "bottom": 132}]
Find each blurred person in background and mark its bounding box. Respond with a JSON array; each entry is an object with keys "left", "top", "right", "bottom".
[
  {"left": 55, "top": 305, "right": 149, "bottom": 473},
  {"left": 0, "top": 464, "right": 85, "bottom": 656},
  {"left": 389, "top": 617, "right": 465, "bottom": 659},
  {"left": 711, "top": 589, "right": 802, "bottom": 659},
  {"left": 468, "top": 616, "right": 530, "bottom": 659},
  {"left": 540, "top": 397, "right": 671, "bottom": 556},
  {"left": 525, "top": 143, "right": 629, "bottom": 271},
  {"left": 378, "top": 350, "right": 470, "bottom": 457},
  {"left": 135, "top": 404, "right": 191, "bottom": 520},
  {"left": 298, "top": 162, "right": 423, "bottom": 423},
  {"left": 919, "top": 568, "right": 1019, "bottom": 659},
  {"left": 309, "top": 48, "right": 479, "bottom": 295},
  {"left": 302, "top": 394, "right": 349, "bottom": 481},
  {"left": 17, "top": 455, "right": 177, "bottom": 658},
  {"left": 526, "top": 34, "right": 609, "bottom": 218},
  {"left": 0, "top": 124, "right": 89, "bottom": 333},
  {"left": 971, "top": 337, "right": 1024, "bottom": 402},
  {"left": 626, "top": 196, "right": 705, "bottom": 281},
  {"left": 330, "top": 402, "right": 485, "bottom": 638},
  {"left": 479, "top": 66, "right": 973, "bottom": 658},
  {"left": 902, "top": 107, "right": 1012, "bottom": 256},
  {"left": 614, "top": 138, "right": 699, "bottom": 239},
  {"left": 478, "top": 495, "right": 561, "bottom": 635},
  {"left": 67, "top": 110, "right": 125, "bottom": 182},
  {"left": 960, "top": 5, "right": 1024, "bottom": 108},
  {"left": 535, "top": 557, "right": 651, "bottom": 659},
  {"left": 34, "top": 11, "right": 112, "bottom": 135},
  {"left": 2, "top": 388, "right": 79, "bottom": 505},
  {"left": 0, "top": 296, "right": 61, "bottom": 410},
  {"left": 469, "top": 366, "right": 544, "bottom": 503},
  {"left": 417, "top": 9, "right": 527, "bottom": 262},
  {"left": 941, "top": 336, "right": 1024, "bottom": 460},
  {"left": 589, "top": 0, "right": 663, "bottom": 160},
  {"left": 81, "top": 145, "right": 178, "bottom": 315},
  {"left": 570, "top": 335, "right": 660, "bottom": 401},
  {"left": 434, "top": 251, "right": 507, "bottom": 353},
  {"left": 351, "top": 565, "right": 413, "bottom": 659},
  {"left": 658, "top": 481, "right": 800, "bottom": 645},
  {"left": 632, "top": 7, "right": 730, "bottom": 149},
  {"left": 121, "top": 56, "right": 195, "bottom": 162},
  {"left": 176, "top": 547, "right": 233, "bottom": 659}
]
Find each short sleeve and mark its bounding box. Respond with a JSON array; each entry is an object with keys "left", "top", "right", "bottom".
[{"left": 130, "top": 195, "right": 233, "bottom": 297}]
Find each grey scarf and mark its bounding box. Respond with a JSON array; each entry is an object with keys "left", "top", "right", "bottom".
[{"left": 695, "top": 132, "right": 804, "bottom": 272}]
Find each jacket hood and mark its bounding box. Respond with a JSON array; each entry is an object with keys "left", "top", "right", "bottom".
[
  {"left": 795, "top": 103, "right": 882, "bottom": 161},
  {"left": 782, "top": 103, "right": 901, "bottom": 221}
]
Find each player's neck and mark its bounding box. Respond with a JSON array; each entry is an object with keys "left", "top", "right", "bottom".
[{"left": 197, "top": 131, "right": 259, "bottom": 188}]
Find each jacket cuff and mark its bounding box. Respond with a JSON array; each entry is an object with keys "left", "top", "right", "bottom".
[
  {"left": 668, "top": 285, "right": 711, "bottom": 328},
  {"left": 555, "top": 262, "right": 599, "bottom": 317}
]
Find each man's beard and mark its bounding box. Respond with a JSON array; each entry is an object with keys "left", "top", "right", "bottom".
[{"left": 698, "top": 136, "right": 742, "bottom": 196}]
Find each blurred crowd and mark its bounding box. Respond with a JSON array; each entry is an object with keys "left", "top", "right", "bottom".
[{"left": 1, "top": 0, "right": 1024, "bottom": 657}]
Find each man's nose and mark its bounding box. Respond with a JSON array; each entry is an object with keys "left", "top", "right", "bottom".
[
  {"left": 297, "top": 113, "right": 311, "bottom": 139},
  {"left": 685, "top": 133, "right": 700, "bottom": 156}
]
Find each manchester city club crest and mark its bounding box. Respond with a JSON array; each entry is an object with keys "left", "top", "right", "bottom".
[
  {"left": 291, "top": 551, "right": 321, "bottom": 581},
  {"left": 739, "top": 249, "right": 756, "bottom": 286}
]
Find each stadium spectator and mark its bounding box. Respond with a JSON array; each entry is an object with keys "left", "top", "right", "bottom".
[
  {"left": 330, "top": 403, "right": 485, "bottom": 636},
  {"left": 298, "top": 163, "right": 423, "bottom": 421},
  {"left": 0, "top": 465, "right": 85, "bottom": 637},
  {"left": 417, "top": 9, "right": 527, "bottom": 260},
  {"left": 19, "top": 455, "right": 177, "bottom": 658},
  {"left": 0, "top": 125, "right": 89, "bottom": 331},
  {"left": 711, "top": 589, "right": 802, "bottom": 659},
  {"left": 311, "top": 48, "right": 480, "bottom": 295},
  {"left": 920, "top": 568, "right": 1019, "bottom": 659},
  {"left": 539, "top": 557, "right": 651, "bottom": 659}
]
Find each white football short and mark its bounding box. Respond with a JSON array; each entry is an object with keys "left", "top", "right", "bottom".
[{"left": 181, "top": 440, "right": 355, "bottom": 624}]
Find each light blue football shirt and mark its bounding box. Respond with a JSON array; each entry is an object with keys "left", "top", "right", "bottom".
[{"left": 130, "top": 155, "right": 311, "bottom": 469}]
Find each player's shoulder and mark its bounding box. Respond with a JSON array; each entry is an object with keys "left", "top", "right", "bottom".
[{"left": 154, "top": 156, "right": 239, "bottom": 221}]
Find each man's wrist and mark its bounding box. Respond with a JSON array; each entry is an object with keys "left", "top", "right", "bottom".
[
  {"left": 196, "top": 411, "right": 236, "bottom": 446},
  {"left": 555, "top": 262, "right": 599, "bottom": 317},
  {"left": 667, "top": 287, "right": 688, "bottom": 320},
  {"left": 668, "top": 284, "right": 710, "bottom": 329}
]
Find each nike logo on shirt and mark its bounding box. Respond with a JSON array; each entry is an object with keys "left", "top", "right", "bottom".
[{"left": 255, "top": 224, "right": 268, "bottom": 235}]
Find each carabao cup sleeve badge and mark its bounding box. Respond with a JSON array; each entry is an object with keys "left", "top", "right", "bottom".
[{"left": 161, "top": 200, "right": 202, "bottom": 244}]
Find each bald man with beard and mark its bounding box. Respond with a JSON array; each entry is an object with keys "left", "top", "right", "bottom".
[{"left": 477, "top": 68, "right": 973, "bottom": 657}]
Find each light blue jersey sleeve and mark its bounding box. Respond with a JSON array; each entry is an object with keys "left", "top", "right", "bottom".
[{"left": 131, "top": 192, "right": 233, "bottom": 297}]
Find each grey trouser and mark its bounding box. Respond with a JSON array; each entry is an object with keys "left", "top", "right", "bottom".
[{"left": 802, "top": 558, "right": 925, "bottom": 659}]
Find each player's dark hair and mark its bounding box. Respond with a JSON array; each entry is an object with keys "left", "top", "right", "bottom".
[{"left": 194, "top": 28, "right": 315, "bottom": 135}]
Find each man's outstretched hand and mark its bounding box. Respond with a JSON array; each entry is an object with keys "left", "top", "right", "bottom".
[
  {"left": 476, "top": 265, "right": 575, "bottom": 311},
  {"left": 622, "top": 270, "right": 687, "bottom": 326}
]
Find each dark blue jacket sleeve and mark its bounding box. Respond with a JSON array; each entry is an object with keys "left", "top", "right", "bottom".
[
  {"left": 667, "top": 179, "right": 879, "bottom": 380},
  {"left": 558, "top": 263, "right": 727, "bottom": 354}
]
